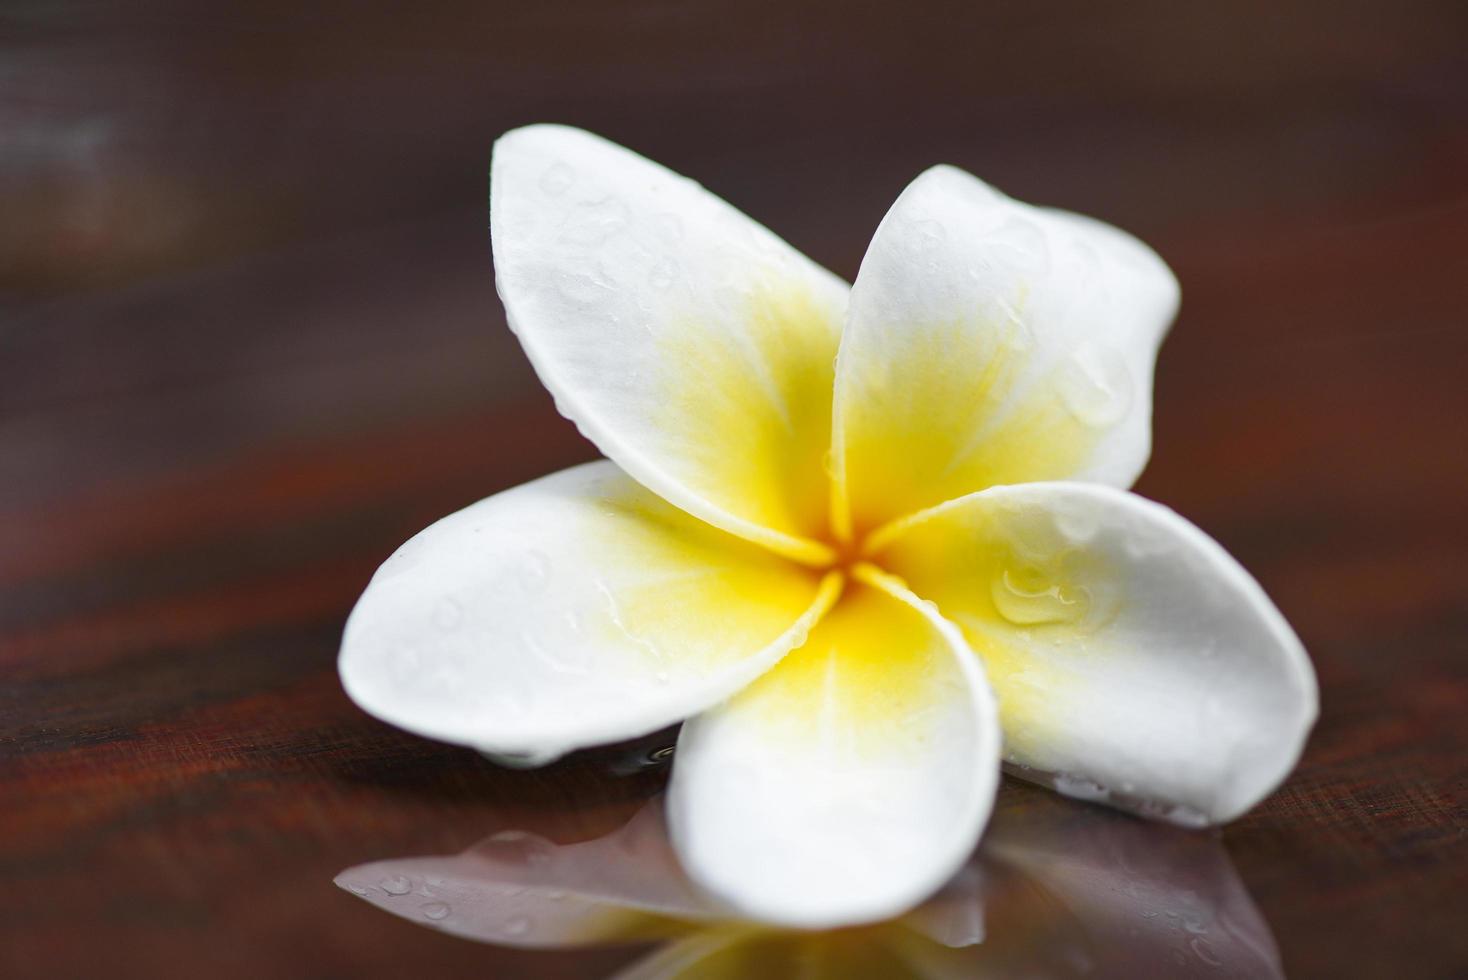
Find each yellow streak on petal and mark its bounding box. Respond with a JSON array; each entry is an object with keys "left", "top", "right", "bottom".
[
  {"left": 533, "top": 905, "right": 701, "bottom": 945},
  {"left": 727, "top": 578, "right": 960, "bottom": 756},
  {"left": 582, "top": 483, "right": 837, "bottom": 679},
  {"left": 638, "top": 924, "right": 923, "bottom": 980},
  {"left": 870, "top": 495, "right": 1120, "bottom": 759},
  {"left": 656, "top": 279, "right": 842, "bottom": 546},
  {"left": 837, "top": 315, "right": 1102, "bottom": 538}
]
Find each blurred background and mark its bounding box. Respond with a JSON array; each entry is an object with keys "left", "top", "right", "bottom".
[{"left": 3, "top": 1, "right": 1465, "bottom": 977}]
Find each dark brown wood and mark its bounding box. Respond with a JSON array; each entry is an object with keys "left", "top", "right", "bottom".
[{"left": 2, "top": 2, "right": 1465, "bottom": 976}]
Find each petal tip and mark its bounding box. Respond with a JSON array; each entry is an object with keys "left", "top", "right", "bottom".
[{"left": 493, "top": 121, "right": 596, "bottom": 154}]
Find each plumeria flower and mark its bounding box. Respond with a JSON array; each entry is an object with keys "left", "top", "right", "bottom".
[
  {"left": 339, "top": 125, "right": 1318, "bottom": 928},
  {"left": 335, "top": 787, "right": 1285, "bottom": 978}
]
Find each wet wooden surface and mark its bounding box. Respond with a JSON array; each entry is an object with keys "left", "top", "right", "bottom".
[{"left": 2, "top": 2, "right": 1466, "bottom": 977}]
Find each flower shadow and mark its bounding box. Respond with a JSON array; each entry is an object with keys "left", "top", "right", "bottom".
[{"left": 335, "top": 783, "right": 1283, "bottom": 978}]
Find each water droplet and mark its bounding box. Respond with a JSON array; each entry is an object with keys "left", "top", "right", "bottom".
[
  {"left": 991, "top": 216, "right": 1052, "bottom": 272},
  {"left": 1052, "top": 772, "right": 1110, "bottom": 802},
  {"left": 996, "top": 304, "right": 1036, "bottom": 354},
  {"left": 483, "top": 747, "right": 564, "bottom": 769},
  {"left": 559, "top": 196, "right": 630, "bottom": 246},
  {"left": 421, "top": 902, "right": 451, "bottom": 921},
  {"left": 347, "top": 884, "right": 369, "bottom": 896},
  {"left": 1051, "top": 504, "right": 1100, "bottom": 544},
  {"left": 1059, "top": 342, "right": 1133, "bottom": 427},
  {"left": 380, "top": 875, "right": 412, "bottom": 896},
  {"left": 485, "top": 830, "right": 557, "bottom": 866},
  {"left": 557, "top": 267, "right": 619, "bottom": 310},
  {"left": 596, "top": 581, "right": 665, "bottom": 663},
  {"left": 1166, "top": 804, "right": 1211, "bottom": 829},
  {"left": 432, "top": 596, "right": 464, "bottom": 631},
  {"left": 520, "top": 629, "right": 586, "bottom": 678},
  {"left": 1190, "top": 936, "right": 1222, "bottom": 966},
  {"left": 648, "top": 257, "right": 677, "bottom": 291},
  {"left": 538, "top": 162, "right": 574, "bottom": 196},
  {"left": 502, "top": 915, "right": 532, "bottom": 937},
  {"left": 991, "top": 565, "right": 1090, "bottom": 627}
]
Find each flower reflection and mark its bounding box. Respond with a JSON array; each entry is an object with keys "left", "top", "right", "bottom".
[{"left": 335, "top": 784, "right": 1283, "bottom": 978}]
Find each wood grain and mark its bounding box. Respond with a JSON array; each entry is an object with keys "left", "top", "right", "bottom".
[{"left": 2, "top": 2, "right": 1466, "bottom": 977}]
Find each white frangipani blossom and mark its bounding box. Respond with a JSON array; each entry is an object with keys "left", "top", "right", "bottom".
[{"left": 339, "top": 125, "right": 1318, "bottom": 928}]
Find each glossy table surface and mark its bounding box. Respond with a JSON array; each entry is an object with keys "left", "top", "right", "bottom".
[{"left": 3, "top": 2, "right": 1466, "bottom": 977}]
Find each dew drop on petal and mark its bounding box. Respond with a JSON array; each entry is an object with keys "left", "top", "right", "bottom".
[
  {"left": 1058, "top": 341, "right": 1133, "bottom": 428},
  {"left": 1051, "top": 772, "right": 1111, "bottom": 803},
  {"left": 485, "top": 830, "right": 557, "bottom": 867},
  {"left": 1052, "top": 503, "right": 1101, "bottom": 545},
  {"left": 1166, "top": 804, "right": 1212, "bottom": 829},
  {"left": 1191, "top": 936, "right": 1223, "bottom": 967},
  {"left": 648, "top": 257, "right": 678, "bottom": 291},
  {"left": 991, "top": 566, "right": 1091, "bottom": 627},
  {"left": 559, "top": 196, "right": 630, "bottom": 246},
  {"left": 379, "top": 875, "right": 412, "bottom": 896},
  {"left": 420, "top": 902, "right": 452, "bottom": 921}
]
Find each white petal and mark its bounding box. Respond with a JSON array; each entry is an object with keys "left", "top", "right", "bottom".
[
  {"left": 831, "top": 165, "right": 1179, "bottom": 539},
  {"left": 871, "top": 482, "right": 1318, "bottom": 824},
  {"left": 335, "top": 799, "right": 712, "bottom": 947},
  {"left": 667, "top": 568, "right": 1001, "bottom": 928},
  {"left": 492, "top": 125, "right": 848, "bottom": 563},
  {"left": 339, "top": 460, "right": 841, "bottom": 761}
]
